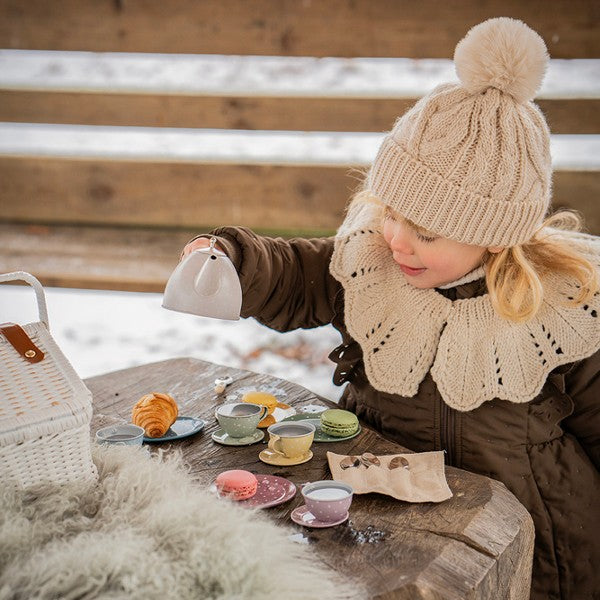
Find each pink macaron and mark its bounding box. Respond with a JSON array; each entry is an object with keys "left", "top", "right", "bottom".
[{"left": 215, "top": 469, "right": 258, "bottom": 501}]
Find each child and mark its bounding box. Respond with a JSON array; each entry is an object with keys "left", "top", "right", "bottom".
[{"left": 182, "top": 18, "right": 599, "bottom": 600}]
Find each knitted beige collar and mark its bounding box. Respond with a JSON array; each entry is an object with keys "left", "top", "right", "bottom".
[{"left": 330, "top": 200, "right": 600, "bottom": 411}]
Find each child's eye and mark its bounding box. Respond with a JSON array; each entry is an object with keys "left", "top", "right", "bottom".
[
  {"left": 384, "top": 209, "right": 397, "bottom": 222},
  {"left": 416, "top": 232, "right": 437, "bottom": 243}
]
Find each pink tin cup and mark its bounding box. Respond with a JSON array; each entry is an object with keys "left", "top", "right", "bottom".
[{"left": 301, "top": 481, "right": 353, "bottom": 523}]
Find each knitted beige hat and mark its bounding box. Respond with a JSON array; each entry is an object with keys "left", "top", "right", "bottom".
[{"left": 368, "top": 17, "right": 552, "bottom": 247}]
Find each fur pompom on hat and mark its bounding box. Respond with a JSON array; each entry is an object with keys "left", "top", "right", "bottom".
[
  {"left": 368, "top": 17, "right": 552, "bottom": 247},
  {"left": 454, "top": 17, "right": 548, "bottom": 103}
]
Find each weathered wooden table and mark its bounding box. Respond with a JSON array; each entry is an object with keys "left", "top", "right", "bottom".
[{"left": 86, "top": 357, "right": 534, "bottom": 600}]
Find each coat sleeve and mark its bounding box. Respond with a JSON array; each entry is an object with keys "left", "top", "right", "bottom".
[
  {"left": 206, "top": 226, "right": 342, "bottom": 332},
  {"left": 563, "top": 354, "right": 600, "bottom": 471}
]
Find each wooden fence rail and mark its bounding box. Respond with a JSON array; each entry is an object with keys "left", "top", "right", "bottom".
[
  {"left": 0, "top": 1, "right": 598, "bottom": 291},
  {"left": 1, "top": 0, "right": 597, "bottom": 58}
]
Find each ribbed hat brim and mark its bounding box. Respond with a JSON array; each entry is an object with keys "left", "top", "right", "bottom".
[{"left": 368, "top": 136, "right": 549, "bottom": 247}]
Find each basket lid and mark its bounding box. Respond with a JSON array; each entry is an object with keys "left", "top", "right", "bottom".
[{"left": 0, "top": 322, "right": 92, "bottom": 446}]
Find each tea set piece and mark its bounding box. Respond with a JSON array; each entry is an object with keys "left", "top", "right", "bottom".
[
  {"left": 291, "top": 480, "right": 353, "bottom": 528},
  {"left": 212, "top": 402, "right": 267, "bottom": 446},
  {"left": 297, "top": 404, "right": 328, "bottom": 415},
  {"left": 281, "top": 413, "right": 361, "bottom": 443},
  {"left": 211, "top": 470, "right": 297, "bottom": 509},
  {"left": 340, "top": 452, "right": 403, "bottom": 471},
  {"left": 241, "top": 390, "right": 291, "bottom": 428},
  {"left": 290, "top": 505, "right": 349, "bottom": 528},
  {"left": 224, "top": 386, "right": 295, "bottom": 428},
  {"left": 214, "top": 375, "right": 234, "bottom": 395},
  {"left": 319, "top": 409, "right": 360, "bottom": 438},
  {"left": 339, "top": 455, "right": 361, "bottom": 470},
  {"left": 162, "top": 236, "right": 242, "bottom": 320},
  {"left": 327, "top": 450, "right": 453, "bottom": 503},
  {"left": 96, "top": 424, "right": 145, "bottom": 446},
  {"left": 259, "top": 448, "right": 314, "bottom": 466},
  {"left": 143, "top": 416, "right": 207, "bottom": 443},
  {"left": 212, "top": 428, "right": 265, "bottom": 446},
  {"left": 259, "top": 421, "right": 316, "bottom": 466},
  {"left": 360, "top": 452, "right": 380, "bottom": 468},
  {"left": 240, "top": 474, "right": 297, "bottom": 509},
  {"left": 388, "top": 456, "right": 410, "bottom": 470},
  {"left": 339, "top": 452, "right": 400, "bottom": 470},
  {"left": 113, "top": 391, "right": 209, "bottom": 444}
]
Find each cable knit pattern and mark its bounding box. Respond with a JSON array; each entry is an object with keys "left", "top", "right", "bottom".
[
  {"left": 367, "top": 18, "right": 552, "bottom": 248},
  {"left": 368, "top": 86, "right": 551, "bottom": 248},
  {"left": 330, "top": 201, "right": 600, "bottom": 411}
]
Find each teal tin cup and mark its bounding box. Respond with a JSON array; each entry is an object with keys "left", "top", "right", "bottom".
[
  {"left": 215, "top": 403, "right": 268, "bottom": 438},
  {"left": 95, "top": 424, "right": 145, "bottom": 446}
]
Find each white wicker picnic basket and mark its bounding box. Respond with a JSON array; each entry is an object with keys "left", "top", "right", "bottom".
[{"left": 0, "top": 271, "right": 98, "bottom": 490}]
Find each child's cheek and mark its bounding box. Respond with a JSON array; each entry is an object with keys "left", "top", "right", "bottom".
[
  {"left": 381, "top": 225, "right": 393, "bottom": 247},
  {"left": 434, "top": 256, "right": 455, "bottom": 271},
  {"left": 421, "top": 248, "right": 453, "bottom": 271}
]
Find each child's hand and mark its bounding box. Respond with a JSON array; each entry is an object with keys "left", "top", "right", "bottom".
[{"left": 181, "top": 237, "right": 225, "bottom": 260}]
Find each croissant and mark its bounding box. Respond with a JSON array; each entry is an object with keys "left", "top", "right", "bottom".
[{"left": 132, "top": 392, "right": 178, "bottom": 438}]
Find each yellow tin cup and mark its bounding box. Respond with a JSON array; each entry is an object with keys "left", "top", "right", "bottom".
[{"left": 267, "top": 422, "right": 315, "bottom": 459}]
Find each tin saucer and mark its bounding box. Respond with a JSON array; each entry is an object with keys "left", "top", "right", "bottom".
[
  {"left": 281, "top": 414, "right": 361, "bottom": 442},
  {"left": 211, "top": 474, "right": 297, "bottom": 509},
  {"left": 258, "top": 448, "right": 313, "bottom": 466},
  {"left": 291, "top": 505, "right": 349, "bottom": 528},
  {"left": 212, "top": 428, "right": 265, "bottom": 446},
  {"left": 143, "top": 417, "right": 206, "bottom": 442}
]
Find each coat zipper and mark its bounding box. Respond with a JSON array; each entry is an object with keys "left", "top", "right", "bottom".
[{"left": 440, "top": 399, "right": 455, "bottom": 466}]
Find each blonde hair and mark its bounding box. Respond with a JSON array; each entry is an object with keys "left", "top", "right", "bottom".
[
  {"left": 486, "top": 211, "right": 598, "bottom": 322},
  {"left": 352, "top": 190, "right": 599, "bottom": 323}
]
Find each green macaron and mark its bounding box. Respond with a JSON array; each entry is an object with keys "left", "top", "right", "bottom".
[{"left": 320, "top": 409, "right": 359, "bottom": 438}]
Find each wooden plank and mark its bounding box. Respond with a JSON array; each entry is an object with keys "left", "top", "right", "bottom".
[
  {"left": 537, "top": 99, "right": 600, "bottom": 134},
  {"left": 3, "top": 172, "right": 599, "bottom": 295},
  {"left": 1, "top": 91, "right": 598, "bottom": 134},
  {"left": 0, "top": 220, "right": 337, "bottom": 293},
  {"left": 0, "top": 156, "right": 597, "bottom": 231},
  {"left": 85, "top": 357, "right": 534, "bottom": 599},
  {"left": 552, "top": 172, "right": 600, "bottom": 234},
  {"left": 0, "top": 157, "right": 354, "bottom": 231},
  {"left": 0, "top": 223, "right": 194, "bottom": 292},
  {"left": 0, "top": 90, "right": 416, "bottom": 132},
  {"left": 2, "top": 52, "right": 596, "bottom": 131},
  {"left": 0, "top": 0, "right": 597, "bottom": 58},
  {"left": 1, "top": 157, "right": 598, "bottom": 234}
]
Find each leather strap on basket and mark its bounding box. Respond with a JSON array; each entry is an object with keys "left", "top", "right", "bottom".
[{"left": 0, "top": 322, "right": 45, "bottom": 364}]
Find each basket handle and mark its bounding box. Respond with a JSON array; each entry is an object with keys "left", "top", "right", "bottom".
[{"left": 0, "top": 271, "right": 49, "bottom": 328}]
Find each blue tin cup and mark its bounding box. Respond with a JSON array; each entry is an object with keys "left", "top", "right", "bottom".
[{"left": 95, "top": 424, "right": 145, "bottom": 446}]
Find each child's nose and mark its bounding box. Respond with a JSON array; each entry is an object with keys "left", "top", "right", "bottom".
[{"left": 390, "top": 230, "right": 414, "bottom": 255}]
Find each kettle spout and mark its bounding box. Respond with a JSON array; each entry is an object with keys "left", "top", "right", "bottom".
[{"left": 194, "top": 256, "right": 221, "bottom": 297}]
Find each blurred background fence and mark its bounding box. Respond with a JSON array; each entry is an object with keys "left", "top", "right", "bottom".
[{"left": 0, "top": 0, "right": 598, "bottom": 292}]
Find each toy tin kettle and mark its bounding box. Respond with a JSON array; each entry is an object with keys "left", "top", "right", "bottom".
[{"left": 162, "top": 237, "right": 242, "bottom": 320}]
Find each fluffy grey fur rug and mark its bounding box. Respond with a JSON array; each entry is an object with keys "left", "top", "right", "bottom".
[{"left": 0, "top": 445, "right": 363, "bottom": 600}]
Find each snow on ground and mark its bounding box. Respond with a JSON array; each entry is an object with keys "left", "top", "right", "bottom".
[{"left": 0, "top": 284, "right": 345, "bottom": 401}]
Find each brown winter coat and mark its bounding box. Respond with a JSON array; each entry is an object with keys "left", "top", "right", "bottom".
[{"left": 210, "top": 226, "right": 600, "bottom": 600}]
